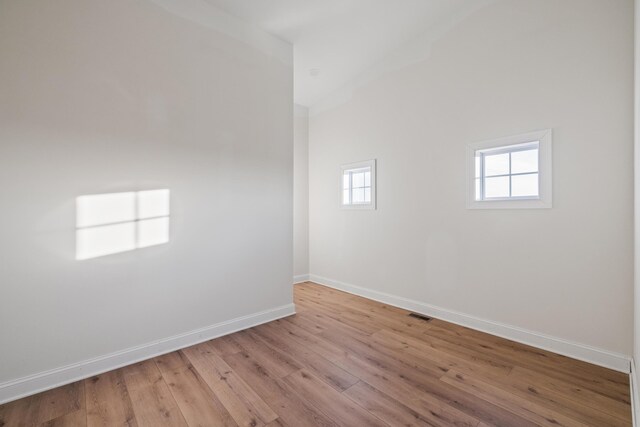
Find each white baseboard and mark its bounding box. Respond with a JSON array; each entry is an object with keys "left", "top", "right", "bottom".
[
  {"left": 632, "top": 358, "right": 639, "bottom": 426},
  {"left": 0, "top": 303, "right": 296, "bottom": 405},
  {"left": 293, "top": 274, "right": 310, "bottom": 284},
  {"left": 306, "top": 274, "right": 631, "bottom": 373}
]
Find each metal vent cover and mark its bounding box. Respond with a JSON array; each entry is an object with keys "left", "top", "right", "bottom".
[{"left": 409, "top": 312, "right": 432, "bottom": 322}]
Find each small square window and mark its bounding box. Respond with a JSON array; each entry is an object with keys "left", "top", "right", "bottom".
[
  {"left": 341, "top": 160, "right": 376, "bottom": 209},
  {"left": 467, "top": 130, "right": 552, "bottom": 209}
]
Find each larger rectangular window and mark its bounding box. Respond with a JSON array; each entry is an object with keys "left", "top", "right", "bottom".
[
  {"left": 475, "top": 141, "right": 539, "bottom": 200},
  {"left": 467, "top": 129, "right": 552, "bottom": 209}
]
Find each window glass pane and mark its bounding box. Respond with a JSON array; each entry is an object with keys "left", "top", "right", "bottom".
[
  {"left": 352, "top": 172, "right": 365, "bottom": 188},
  {"left": 364, "top": 188, "right": 371, "bottom": 203},
  {"left": 475, "top": 155, "right": 481, "bottom": 179},
  {"left": 475, "top": 178, "right": 480, "bottom": 201},
  {"left": 511, "top": 173, "right": 539, "bottom": 197},
  {"left": 511, "top": 149, "right": 538, "bottom": 174},
  {"left": 484, "top": 153, "right": 509, "bottom": 176},
  {"left": 484, "top": 176, "right": 509, "bottom": 198},
  {"left": 342, "top": 163, "right": 374, "bottom": 207}
]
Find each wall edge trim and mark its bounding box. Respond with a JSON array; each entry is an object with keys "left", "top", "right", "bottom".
[
  {"left": 632, "top": 358, "right": 639, "bottom": 426},
  {"left": 306, "top": 274, "right": 631, "bottom": 373},
  {"left": 0, "top": 303, "right": 296, "bottom": 404},
  {"left": 293, "top": 274, "right": 310, "bottom": 284}
]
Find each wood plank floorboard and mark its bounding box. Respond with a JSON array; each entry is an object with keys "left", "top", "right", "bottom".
[{"left": 0, "top": 282, "right": 631, "bottom": 426}]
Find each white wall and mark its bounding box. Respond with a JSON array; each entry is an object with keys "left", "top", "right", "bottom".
[
  {"left": 0, "top": 0, "right": 293, "bottom": 394},
  {"left": 634, "top": 0, "right": 640, "bottom": 417},
  {"left": 309, "top": 0, "right": 634, "bottom": 363},
  {"left": 294, "top": 105, "right": 310, "bottom": 280}
]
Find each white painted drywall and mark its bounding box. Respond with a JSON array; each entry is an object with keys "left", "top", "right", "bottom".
[
  {"left": 0, "top": 0, "right": 292, "bottom": 385},
  {"left": 634, "top": 0, "right": 640, "bottom": 414},
  {"left": 309, "top": 0, "right": 634, "bottom": 356},
  {"left": 203, "top": 0, "right": 491, "bottom": 107},
  {"left": 294, "top": 105, "right": 310, "bottom": 279}
]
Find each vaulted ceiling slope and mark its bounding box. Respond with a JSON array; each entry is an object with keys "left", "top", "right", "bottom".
[{"left": 204, "top": 0, "right": 491, "bottom": 107}]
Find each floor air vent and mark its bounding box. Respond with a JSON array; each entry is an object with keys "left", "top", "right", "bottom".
[{"left": 409, "top": 312, "right": 432, "bottom": 322}]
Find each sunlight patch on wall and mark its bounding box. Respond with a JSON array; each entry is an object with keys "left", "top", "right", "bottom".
[{"left": 76, "top": 189, "right": 170, "bottom": 260}]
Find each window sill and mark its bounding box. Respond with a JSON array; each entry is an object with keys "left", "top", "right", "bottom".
[
  {"left": 341, "top": 203, "right": 376, "bottom": 210},
  {"left": 467, "top": 198, "right": 552, "bottom": 210}
]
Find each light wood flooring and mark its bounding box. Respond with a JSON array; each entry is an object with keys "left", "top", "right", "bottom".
[{"left": 0, "top": 282, "right": 632, "bottom": 426}]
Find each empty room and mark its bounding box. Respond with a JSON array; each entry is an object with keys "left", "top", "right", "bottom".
[{"left": 0, "top": 0, "right": 638, "bottom": 426}]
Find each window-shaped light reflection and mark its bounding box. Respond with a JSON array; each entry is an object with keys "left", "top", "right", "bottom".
[
  {"left": 137, "top": 189, "right": 170, "bottom": 219},
  {"left": 76, "top": 222, "right": 136, "bottom": 260},
  {"left": 76, "top": 189, "right": 170, "bottom": 260},
  {"left": 138, "top": 217, "right": 170, "bottom": 248},
  {"left": 77, "top": 192, "right": 136, "bottom": 228}
]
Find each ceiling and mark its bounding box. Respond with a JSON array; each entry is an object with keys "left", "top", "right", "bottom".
[{"left": 203, "top": 0, "right": 488, "bottom": 107}]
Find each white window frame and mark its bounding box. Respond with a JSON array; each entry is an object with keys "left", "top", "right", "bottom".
[
  {"left": 341, "top": 159, "right": 376, "bottom": 210},
  {"left": 466, "top": 129, "right": 552, "bottom": 209}
]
